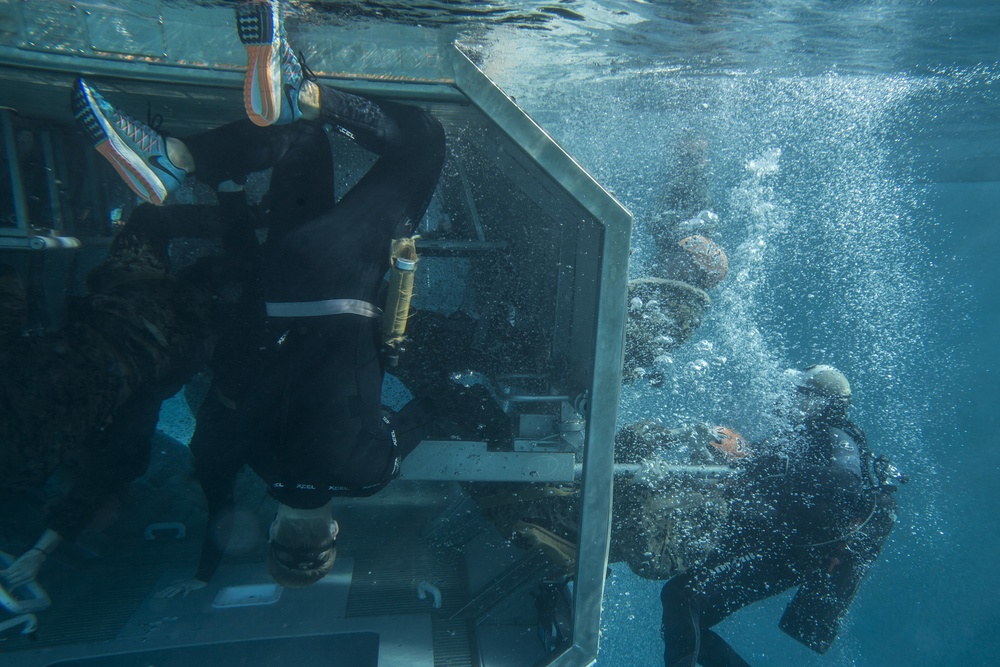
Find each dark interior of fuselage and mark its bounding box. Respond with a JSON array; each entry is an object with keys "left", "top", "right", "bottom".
[{"left": 0, "top": 52, "right": 619, "bottom": 664}]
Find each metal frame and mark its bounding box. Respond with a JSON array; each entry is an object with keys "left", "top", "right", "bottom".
[
  {"left": 0, "top": 6, "right": 633, "bottom": 664},
  {"left": 0, "top": 108, "right": 80, "bottom": 249},
  {"left": 0, "top": 108, "right": 30, "bottom": 234},
  {"left": 449, "top": 49, "right": 632, "bottom": 666}
]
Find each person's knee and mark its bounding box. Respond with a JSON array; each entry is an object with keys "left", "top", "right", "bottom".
[
  {"left": 395, "top": 105, "right": 446, "bottom": 165},
  {"left": 423, "top": 112, "right": 446, "bottom": 167},
  {"left": 280, "top": 122, "right": 331, "bottom": 176},
  {"left": 290, "top": 120, "right": 328, "bottom": 148},
  {"left": 420, "top": 110, "right": 445, "bottom": 151}
]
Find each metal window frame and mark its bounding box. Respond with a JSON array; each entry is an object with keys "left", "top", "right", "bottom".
[
  {"left": 449, "top": 50, "right": 631, "bottom": 665},
  {"left": 0, "top": 6, "right": 633, "bottom": 662}
]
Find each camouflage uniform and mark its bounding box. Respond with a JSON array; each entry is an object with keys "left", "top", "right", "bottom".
[
  {"left": 0, "top": 203, "right": 235, "bottom": 540},
  {"left": 471, "top": 421, "right": 732, "bottom": 582}
]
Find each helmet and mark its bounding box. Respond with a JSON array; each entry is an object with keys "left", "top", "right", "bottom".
[
  {"left": 707, "top": 426, "right": 752, "bottom": 462},
  {"left": 797, "top": 364, "right": 851, "bottom": 401},
  {"left": 266, "top": 507, "right": 339, "bottom": 588},
  {"left": 676, "top": 235, "right": 728, "bottom": 290},
  {"left": 789, "top": 364, "right": 851, "bottom": 420}
]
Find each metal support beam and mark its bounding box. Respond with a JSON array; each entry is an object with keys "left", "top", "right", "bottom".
[
  {"left": 399, "top": 441, "right": 577, "bottom": 483},
  {"left": 0, "top": 235, "right": 79, "bottom": 250},
  {"left": 0, "top": 108, "right": 29, "bottom": 234},
  {"left": 39, "top": 130, "right": 63, "bottom": 231}
]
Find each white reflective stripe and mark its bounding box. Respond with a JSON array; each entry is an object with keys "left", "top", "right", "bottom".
[{"left": 265, "top": 299, "right": 383, "bottom": 318}]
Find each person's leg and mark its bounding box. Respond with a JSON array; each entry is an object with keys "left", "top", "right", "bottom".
[
  {"left": 231, "top": 0, "right": 443, "bottom": 259},
  {"left": 661, "top": 572, "right": 703, "bottom": 667},
  {"left": 779, "top": 493, "right": 896, "bottom": 653},
  {"left": 262, "top": 95, "right": 445, "bottom": 305},
  {"left": 73, "top": 77, "right": 334, "bottom": 218},
  {"left": 258, "top": 121, "right": 336, "bottom": 238},
  {"left": 183, "top": 120, "right": 334, "bottom": 224},
  {"left": 697, "top": 630, "right": 752, "bottom": 667},
  {"left": 188, "top": 388, "right": 249, "bottom": 583},
  {"left": 317, "top": 88, "right": 446, "bottom": 241},
  {"left": 661, "top": 548, "right": 803, "bottom": 667},
  {"left": 71, "top": 78, "right": 190, "bottom": 206}
]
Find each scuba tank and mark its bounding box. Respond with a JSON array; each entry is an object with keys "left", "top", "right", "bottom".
[
  {"left": 381, "top": 237, "right": 418, "bottom": 366},
  {"left": 779, "top": 486, "right": 896, "bottom": 653},
  {"left": 779, "top": 421, "right": 904, "bottom": 654}
]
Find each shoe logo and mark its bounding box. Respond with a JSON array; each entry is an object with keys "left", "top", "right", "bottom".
[{"left": 148, "top": 155, "right": 183, "bottom": 183}]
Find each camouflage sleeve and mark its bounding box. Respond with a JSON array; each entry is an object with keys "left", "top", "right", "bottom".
[
  {"left": 193, "top": 486, "right": 235, "bottom": 584},
  {"left": 45, "top": 391, "right": 162, "bottom": 541},
  {"left": 190, "top": 390, "right": 245, "bottom": 584}
]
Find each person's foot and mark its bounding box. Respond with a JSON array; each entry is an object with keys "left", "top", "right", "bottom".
[
  {"left": 71, "top": 78, "right": 186, "bottom": 206},
  {"left": 235, "top": 0, "right": 307, "bottom": 126}
]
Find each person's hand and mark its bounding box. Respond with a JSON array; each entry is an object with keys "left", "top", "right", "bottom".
[
  {"left": 0, "top": 549, "right": 46, "bottom": 588},
  {"left": 155, "top": 578, "right": 207, "bottom": 599}
]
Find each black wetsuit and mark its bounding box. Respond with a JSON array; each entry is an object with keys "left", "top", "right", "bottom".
[
  {"left": 660, "top": 418, "right": 896, "bottom": 667},
  {"left": 184, "top": 87, "right": 445, "bottom": 581}
]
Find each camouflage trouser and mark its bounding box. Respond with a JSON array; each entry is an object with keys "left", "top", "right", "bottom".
[
  {"left": 611, "top": 480, "right": 728, "bottom": 580},
  {"left": 468, "top": 475, "right": 729, "bottom": 583},
  {"left": 471, "top": 483, "right": 582, "bottom": 545},
  {"left": 0, "top": 205, "right": 216, "bottom": 490}
]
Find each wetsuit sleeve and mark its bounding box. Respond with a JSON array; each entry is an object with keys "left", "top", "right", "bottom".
[
  {"left": 45, "top": 391, "right": 162, "bottom": 542},
  {"left": 193, "top": 487, "right": 234, "bottom": 584},
  {"left": 190, "top": 388, "right": 245, "bottom": 583}
]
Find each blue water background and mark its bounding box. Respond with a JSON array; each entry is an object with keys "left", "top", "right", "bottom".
[{"left": 467, "top": 3, "right": 1000, "bottom": 665}]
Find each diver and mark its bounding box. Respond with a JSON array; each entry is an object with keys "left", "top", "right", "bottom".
[
  {"left": 660, "top": 364, "right": 902, "bottom": 666},
  {"left": 0, "top": 197, "right": 254, "bottom": 594},
  {"left": 624, "top": 134, "right": 730, "bottom": 384},
  {"left": 477, "top": 420, "right": 750, "bottom": 584},
  {"left": 464, "top": 420, "right": 749, "bottom": 655},
  {"left": 71, "top": 0, "right": 445, "bottom": 593},
  {"left": 624, "top": 230, "right": 729, "bottom": 383}
]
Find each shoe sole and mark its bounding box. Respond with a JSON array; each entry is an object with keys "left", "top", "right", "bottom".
[
  {"left": 237, "top": 1, "right": 282, "bottom": 126},
  {"left": 244, "top": 44, "right": 279, "bottom": 126},
  {"left": 74, "top": 84, "right": 168, "bottom": 206}
]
